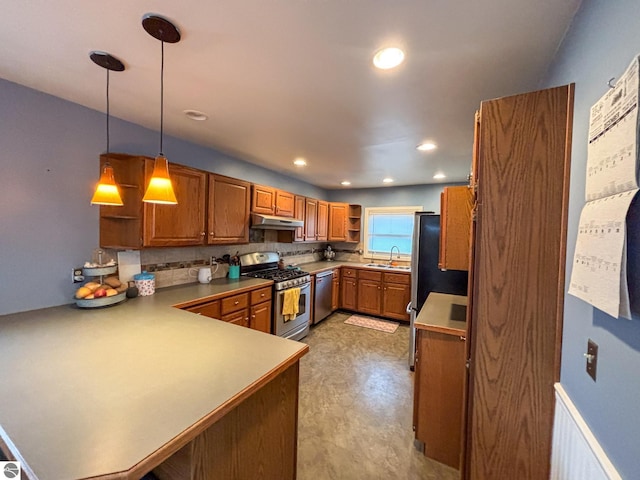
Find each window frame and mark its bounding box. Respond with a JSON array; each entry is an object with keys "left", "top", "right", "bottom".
[{"left": 362, "top": 205, "right": 422, "bottom": 261}]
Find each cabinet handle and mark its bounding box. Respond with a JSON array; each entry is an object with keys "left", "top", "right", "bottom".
[
  {"left": 209, "top": 232, "right": 214, "bottom": 236},
  {"left": 200, "top": 232, "right": 205, "bottom": 236},
  {"left": 252, "top": 314, "right": 256, "bottom": 318},
  {"left": 261, "top": 293, "right": 265, "bottom": 297},
  {"left": 460, "top": 336, "right": 466, "bottom": 341},
  {"left": 234, "top": 301, "right": 239, "bottom": 305}
]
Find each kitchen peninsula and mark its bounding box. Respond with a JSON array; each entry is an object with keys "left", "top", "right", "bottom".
[{"left": 0, "top": 278, "right": 308, "bottom": 480}]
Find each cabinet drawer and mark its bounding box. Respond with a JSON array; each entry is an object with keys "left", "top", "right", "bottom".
[
  {"left": 342, "top": 268, "right": 357, "bottom": 278},
  {"left": 221, "top": 308, "right": 249, "bottom": 327},
  {"left": 221, "top": 293, "right": 249, "bottom": 314},
  {"left": 358, "top": 270, "right": 382, "bottom": 281},
  {"left": 383, "top": 272, "right": 410, "bottom": 285},
  {"left": 250, "top": 286, "right": 272, "bottom": 304},
  {"left": 185, "top": 300, "right": 221, "bottom": 319}
]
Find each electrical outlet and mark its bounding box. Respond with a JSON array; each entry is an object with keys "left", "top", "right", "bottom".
[
  {"left": 585, "top": 339, "right": 598, "bottom": 381},
  {"left": 72, "top": 268, "right": 85, "bottom": 283}
]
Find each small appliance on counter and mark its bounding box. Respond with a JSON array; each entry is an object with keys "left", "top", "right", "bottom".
[{"left": 324, "top": 245, "right": 336, "bottom": 261}]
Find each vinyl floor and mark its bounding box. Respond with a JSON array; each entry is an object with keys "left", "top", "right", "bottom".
[{"left": 297, "top": 311, "right": 459, "bottom": 480}]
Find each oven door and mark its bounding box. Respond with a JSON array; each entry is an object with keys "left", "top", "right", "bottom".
[{"left": 275, "top": 282, "right": 311, "bottom": 339}]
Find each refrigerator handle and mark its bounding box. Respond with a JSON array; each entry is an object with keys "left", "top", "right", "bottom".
[{"left": 406, "top": 302, "right": 412, "bottom": 314}]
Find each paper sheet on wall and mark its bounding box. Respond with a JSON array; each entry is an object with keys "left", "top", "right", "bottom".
[{"left": 568, "top": 56, "right": 640, "bottom": 319}]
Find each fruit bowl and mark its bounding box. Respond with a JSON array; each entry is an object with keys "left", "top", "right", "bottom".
[{"left": 76, "top": 291, "right": 126, "bottom": 308}]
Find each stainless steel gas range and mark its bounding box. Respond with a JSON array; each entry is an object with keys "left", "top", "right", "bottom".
[{"left": 239, "top": 252, "right": 311, "bottom": 341}]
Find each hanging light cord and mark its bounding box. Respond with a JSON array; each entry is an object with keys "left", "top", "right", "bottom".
[
  {"left": 105, "top": 68, "right": 110, "bottom": 155},
  {"left": 160, "top": 40, "right": 164, "bottom": 156}
]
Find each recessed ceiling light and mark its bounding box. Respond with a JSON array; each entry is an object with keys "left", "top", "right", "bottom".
[
  {"left": 183, "top": 109, "right": 208, "bottom": 121},
  {"left": 417, "top": 142, "right": 437, "bottom": 151},
  {"left": 382, "top": 177, "right": 394, "bottom": 183},
  {"left": 373, "top": 47, "right": 405, "bottom": 70},
  {"left": 341, "top": 181, "right": 351, "bottom": 186},
  {"left": 433, "top": 173, "right": 446, "bottom": 180},
  {"left": 293, "top": 158, "right": 307, "bottom": 167}
]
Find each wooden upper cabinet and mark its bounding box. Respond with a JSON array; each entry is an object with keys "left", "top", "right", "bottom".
[
  {"left": 208, "top": 174, "right": 250, "bottom": 244},
  {"left": 328, "top": 202, "right": 348, "bottom": 242},
  {"left": 251, "top": 184, "right": 294, "bottom": 217},
  {"left": 439, "top": 186, "right": 473, "bottom": 271},
  {"left": 316, "top": 200, "right": 329, "bottom": 241},
  {"left": 293, "top": 195, "right": 306, "bottom": 242},
  {"left": 304, "top": 198, "right": 318, "bottom": 241},
  {"left": 275, "top": 190, "right": 295, "bottom": 217},
  {"left": 251, "top": 184, "right": 276, "bottom": 214},
  {"left": 143, "top": 162, "right": 207, "bottom": 247}
]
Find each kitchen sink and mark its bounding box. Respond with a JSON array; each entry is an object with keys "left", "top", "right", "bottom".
[{"left": 363, "top": 263, "right": 411, "bottom": 271}]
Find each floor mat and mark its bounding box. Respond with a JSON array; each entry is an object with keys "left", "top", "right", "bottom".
[{"left": 344, "top": 314, "right": 399, "bottom": 333}]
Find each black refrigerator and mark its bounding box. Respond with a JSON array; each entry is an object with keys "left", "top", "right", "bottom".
[{"left": 408, "top": 212, "right": 469, "bottom": 368}]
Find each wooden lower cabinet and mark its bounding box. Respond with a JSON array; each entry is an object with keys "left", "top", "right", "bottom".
[
  {"left": 382, "top": 273, "right": 410, "bottom": 321},
  {"left": 153, "top": 363, "right": 300, "bottom": 480},
  {"left": 357, "top": 270, "right": 382, "bottom": 315},
  {"left": 414, "top": 327, "right": 466, "bottom": 469},
  {"left": 181, "top": 286, "right": 272, "bottom": 333},
  {"left": 340, "top": 271, "right": 357, "bottom": 310}
]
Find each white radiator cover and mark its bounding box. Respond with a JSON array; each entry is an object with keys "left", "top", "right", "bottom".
[{"left": 551, "top": 384, "right": 621, "bottom": 480}]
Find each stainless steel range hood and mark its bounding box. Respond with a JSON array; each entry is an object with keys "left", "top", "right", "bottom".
[{"left": 251, "top": 213, "right": 303, "bottom": 230}]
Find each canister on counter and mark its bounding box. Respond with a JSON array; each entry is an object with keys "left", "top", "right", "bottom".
[{"left": 133, "top": 271, "right": 155, "bottom": 296}]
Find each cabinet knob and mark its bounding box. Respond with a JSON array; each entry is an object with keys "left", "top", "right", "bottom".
[
  {"left": 460, "top": 336, "right": 466, "bottom": 341},
  {"left": 261, "top": 293, "right": 265, "bottom": 297},
  {"left": 200, "top": 232, "right": 205, "bottom": 237},
  {"left": 252, "top": 314, "right": 256, "bottom": 318},
  {"left": 209, "top": 232, "right": 214, "bottom": 236},
  {"left": 234, "top": 301, "right": 239, "bottom": 305}
]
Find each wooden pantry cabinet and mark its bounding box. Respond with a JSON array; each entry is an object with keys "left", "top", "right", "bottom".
[
  {"left": 462, "top": 84, "right": 574, "bottom": 480},
  {"left": 98, "top": 153, "right": 250, "bottom": 249}
]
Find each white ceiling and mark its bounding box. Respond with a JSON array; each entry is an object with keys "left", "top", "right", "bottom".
[{"left": 1, "top": 1, "right": 581, "bottom": 189}]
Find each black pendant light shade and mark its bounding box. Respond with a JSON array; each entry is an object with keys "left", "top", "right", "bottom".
[
  {"left": 90, "top": 51, "right": 125, "bottom": 206},
  {"left": 142, "top": 14, "right": 180, "bottom": 205}
]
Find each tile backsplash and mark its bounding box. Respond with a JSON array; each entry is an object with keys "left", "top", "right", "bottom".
[{"left": 107, "top": 239, "right": 364, "bottom": 289}]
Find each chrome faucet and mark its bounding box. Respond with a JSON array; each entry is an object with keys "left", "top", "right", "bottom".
[{"left": 389, "top": 246, "right": 400, "bottom": 265}]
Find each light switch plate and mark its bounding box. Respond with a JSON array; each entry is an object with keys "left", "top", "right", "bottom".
[{"left": 586, "top": 339, "right": 598, "bottom": 381}]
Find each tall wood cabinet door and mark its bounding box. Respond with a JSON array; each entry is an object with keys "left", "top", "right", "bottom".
[
  {"left": 293, "top": 195, "right": 306, "bottom": 242},
  {"left": 341, "top": 276, "right": 357, "bottom": 310},
  {"left": 250, "top": 301, "right": 272, "bottom": 333},
  {"left": 251, "top": 184, "right": 276, "bottom": 214},
  {"left": 415, "top": 329, "right": 466, "bottom": 469},
  {"left": 357, "top": 279, "right": 382, "bottom": 315},
  {"left": 439, "top": 186, "right": 473, "bottom": 271},
  {"left": 328, "top": 203, "right": 348, "bottom": 241},
  {"left": 275, "top": 190, "right": 295, "bottom": 217},
  {"left": 208, "top": 174, "right": 250, "bottom": 244},
  {"left": 465, "top": 84, "right": 574, "bottom": 480},
  {"left": 316, "top": 201, "right": 329, "bottom": 241},
  {"left": 304, "top": 198, "right": 318, "bottom": 241},
  {"left": 143, "top": 162, "right": 207, "bottom": 247}
]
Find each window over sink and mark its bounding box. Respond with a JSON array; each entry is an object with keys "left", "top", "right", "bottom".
[{"left": 363, "top": 206, "right": 422, "bottom": 261}]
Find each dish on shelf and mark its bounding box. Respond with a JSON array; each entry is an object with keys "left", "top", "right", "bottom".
[{"left": 76, "top": 291, "right": 126, "bottom": 308}]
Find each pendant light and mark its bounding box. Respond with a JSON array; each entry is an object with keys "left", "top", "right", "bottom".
[
  {"left": 90, "top": 52, "right": 125, "bottom": 206},
  {"left": 142, "top": 14, "right": 180, "bottom": 205}
]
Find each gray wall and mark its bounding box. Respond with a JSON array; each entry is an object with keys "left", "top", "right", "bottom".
[
  {"left": 0, "top": 78, "right": 323, "bottom": 315},
  {"left": 542, "top": 0, "right": 640, "bottom": 477},
  {"left": 327, "top": 183, "right": 467, "bottom": 212}
]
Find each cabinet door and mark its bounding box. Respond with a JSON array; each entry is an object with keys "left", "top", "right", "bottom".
[
  {"left": 439, "top": 186, "right": 473, "bottom": 271},
  {"left": 382, "top": 282, "right": 410, "bottom": 321},
  {"left": 250, "top": 301, "right": 272, "bottom": 333},
  {"left": 222, "top": 309, "right": 250, "bottom": 328},
  {"left": 185, "top": 300, "right": 221, "bottom": 319},
  {"left": 357, "top": 279, "right": 382, "bottom": 316},
  {"left": 251, "top": 184, "right": 276, "bottom": 214},
  {"left": 304, "top": 198, "right": 318, "bottom": 241},
  {"left": 316, "top": 201, "right": 329, "bottom": 241},
  {"left": 414, "top": 329, "right": 466, "bottom": 469},
  {"left": 293, "top": 195, "right": 306, "bottom": 242},
  {"left": 328, "top": 203, "right": 347, "bottom": 241},
  {"left": 275, "top": 190, "right": 295, "bottom": 217},
  {"left": 143, "top": 162, "right": 207, "bottom": 247},
  {"left": 208, "top": 174, "right": 250, "bottom": 244},
  {"left": 341, "top": 276, "right": 357, "bottom": 310},
  {"left": 331, "top": 276, "right": 340, "bottom": 311}
]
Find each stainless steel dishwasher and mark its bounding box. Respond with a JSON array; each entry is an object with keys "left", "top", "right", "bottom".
[{"left": 313, "top": 270, "right": 333, "bottom": 324}]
